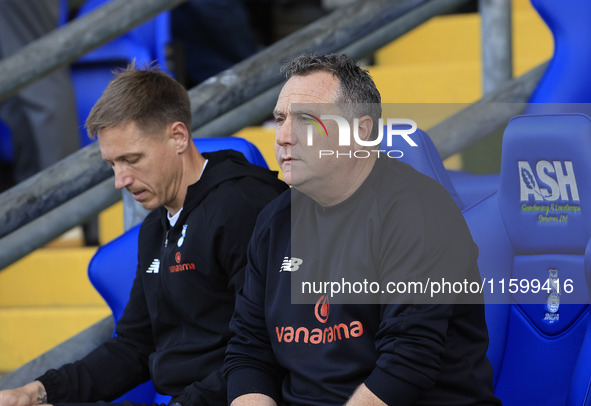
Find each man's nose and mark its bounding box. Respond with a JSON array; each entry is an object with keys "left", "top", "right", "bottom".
[
  {"left": 276, "top": 118, "right": 293, "bottom": 147},
  {"left": 113, "top": 165, "right": 133, "bottom": 190}
]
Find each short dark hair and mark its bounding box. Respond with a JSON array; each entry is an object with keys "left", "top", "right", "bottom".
[
  {"left": 281, "top": 53, "right": 382, "bottom": 139},
  {"left": 86, "top": 63, "right": 191, "bottom": 139}
]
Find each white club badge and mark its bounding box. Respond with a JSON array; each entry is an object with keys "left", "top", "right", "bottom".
[
  {"left": 544, "top": 268, "right": 560, "bottom": 324},
  {"left": 177, "top": 225, "right": 188, "bottom": 247}
]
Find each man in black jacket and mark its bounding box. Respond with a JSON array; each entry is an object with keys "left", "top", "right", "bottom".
[
  {"left": 224, "top": 54, "right": 501, "bottom": 405},
  {"left": 0, "top": 65, "right": 287, "bottom": 406}
]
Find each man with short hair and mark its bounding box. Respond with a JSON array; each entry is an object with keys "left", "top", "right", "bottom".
[
  {"left": 224, "top": 54, "right": 501, "bottom": 405},
  {"left": 0, "top": 65, "right": 287, "bottom": 406}
]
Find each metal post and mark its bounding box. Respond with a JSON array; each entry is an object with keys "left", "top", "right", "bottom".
[
  {"left": 0, "top": 142, "right": 111, "bottom": 240},
  {"left": 0, "top": 178, "right": 120, "bottom": 271},
  {"left": 480, "top": 0, "right": 513, "bottom": 94},
  {"left": 429, "top": 61, "right": 548, "bottom": 159}
]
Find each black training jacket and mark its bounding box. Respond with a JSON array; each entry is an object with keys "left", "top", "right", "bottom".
[
  {"left": 225, "top": 156, "right": 501, "bottom": 406},
  {"left": 38, "top": 150, "right": 288, "bottom": 406}
]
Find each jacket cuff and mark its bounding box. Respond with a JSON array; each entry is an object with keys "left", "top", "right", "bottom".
[
  {"left": 227, "top": 368, "right": 281, "bottom": 404},
  {"left": 36, "top": 370, "right": 60, "bottom": 403},
  {"left": 364, "top": 366, "right": 422, "bottom": 406}
]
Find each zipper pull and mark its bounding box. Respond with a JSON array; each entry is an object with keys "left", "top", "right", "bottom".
[{"left": 165, "top": 230, "right": 169, "bottom": 248}]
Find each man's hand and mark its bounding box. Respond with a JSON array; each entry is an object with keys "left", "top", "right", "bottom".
[
  {"left": 0, "top": 381, "right": 47, "bottom": 406},
  {"left": 230, "top": 393, "right": 277, "bottom": 406},
  {"left": 346, "top": 383, "right": 387, "bottom": 406}
]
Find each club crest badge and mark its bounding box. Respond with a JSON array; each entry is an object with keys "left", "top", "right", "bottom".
[
  {"left": 177, "top": 224, "right": 188, "bottom": 247},
  {"left": 544, "top": 268, "right": 560, "bottom": 324}
]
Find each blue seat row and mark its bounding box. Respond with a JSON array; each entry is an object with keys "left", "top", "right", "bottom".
[
  {"left": 384, "top": 115, "right": 591, "bottom": 404},
  {"left": 465, "top": 113, "right": 591, "bottom": 405}
]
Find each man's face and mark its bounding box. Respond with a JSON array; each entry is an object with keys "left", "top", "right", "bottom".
[
  {"left": 274, "top": 71, "right": 345, "bottom": 193},
  {"left": 98, "top": 121, "right": 182, "bottom": 211}
]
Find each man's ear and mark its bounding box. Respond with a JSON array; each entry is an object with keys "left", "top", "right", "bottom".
[
  {"left": 354, "top": 115, "right": 374, "bottom": 150},
  {"left": 170, "top": 121, "right": 190, "bottom": 153}
]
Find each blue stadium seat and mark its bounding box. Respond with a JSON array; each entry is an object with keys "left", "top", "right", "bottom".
[
  {"left": 381, "top": 124, "right": 464, "bottom": 209},
  {"left": 0, "top": 119, "right": 12, "bottom": 164},
  {"left": 568, "top": 315, "right": 591, "bottom": 405},
  {"left": 64, "top": 0, "right": 172, "bottom": 147},
  {"left": 528, "top": 0, "right": 591, "bottom": 105},
  {"left": 463, "top": 113, "right": 591, "bottom": 405},
  {"left": 382, "top": 122, "right": 497, "bottom": 208},
  {"left": 447, "top": 170, "right": 499, "bottom": 208},
  {"left": 87, "top": 137, "right": 268, "bottom": 403}
]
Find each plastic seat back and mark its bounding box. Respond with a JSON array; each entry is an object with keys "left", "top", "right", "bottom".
[
  {"left": 528, "top": 0, "right": 591, "bottom": 105},
  {"left": 382, "top": 124, "right": 464, "bottom": 209},
  {"left": 463, "top": 113, "right": 591, "bottom": 405}
]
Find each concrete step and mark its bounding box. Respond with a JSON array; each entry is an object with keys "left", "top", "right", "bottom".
[{"left": 0, "top": 247, "right": 110, "bottom": 372}]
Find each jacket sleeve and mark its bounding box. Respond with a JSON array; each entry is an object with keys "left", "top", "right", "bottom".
[
  {"left": 223, "top": 212, "right": 284, "bottom": 404},
  {"left": 363, "top": 181, "right": 481, "bottom": 405},
  {"left": 37, "top": 266, "right": 155, "bottom": 403},
  {"left": 169, "top": 369, "right": 226, "bottom": 406},
  {"left": 364, "top": 303, "right": 453, "bottom": 404}
]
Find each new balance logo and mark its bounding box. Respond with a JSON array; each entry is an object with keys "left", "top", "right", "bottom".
[
  {"left": 280, "top": 257, "right": 303, "bottom": 272},
  {"left": 146, "top": 259, "right": 160, "bottom": 274}
]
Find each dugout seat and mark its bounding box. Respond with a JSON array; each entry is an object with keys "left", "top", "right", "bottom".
[
  {"left": 568, "top": 316, "right": 591, "bottom": 406},
  {"left": 380, "top": 122, "right": 501, "bottom": 209},
  {"left": 462, "top": 113, "right": 591, "bottom": 405},
  {"left": 87, "top": 137, "right": 268, "bottom": 403},
  {"left": 528, "top": 0, "right": 591, "bottom": 106},
  {"left": 382, "top": 124, "right": 464, "bottom": 209},
  {"left": 448, "top": 169, "right": 499, "bottom": 208}
]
